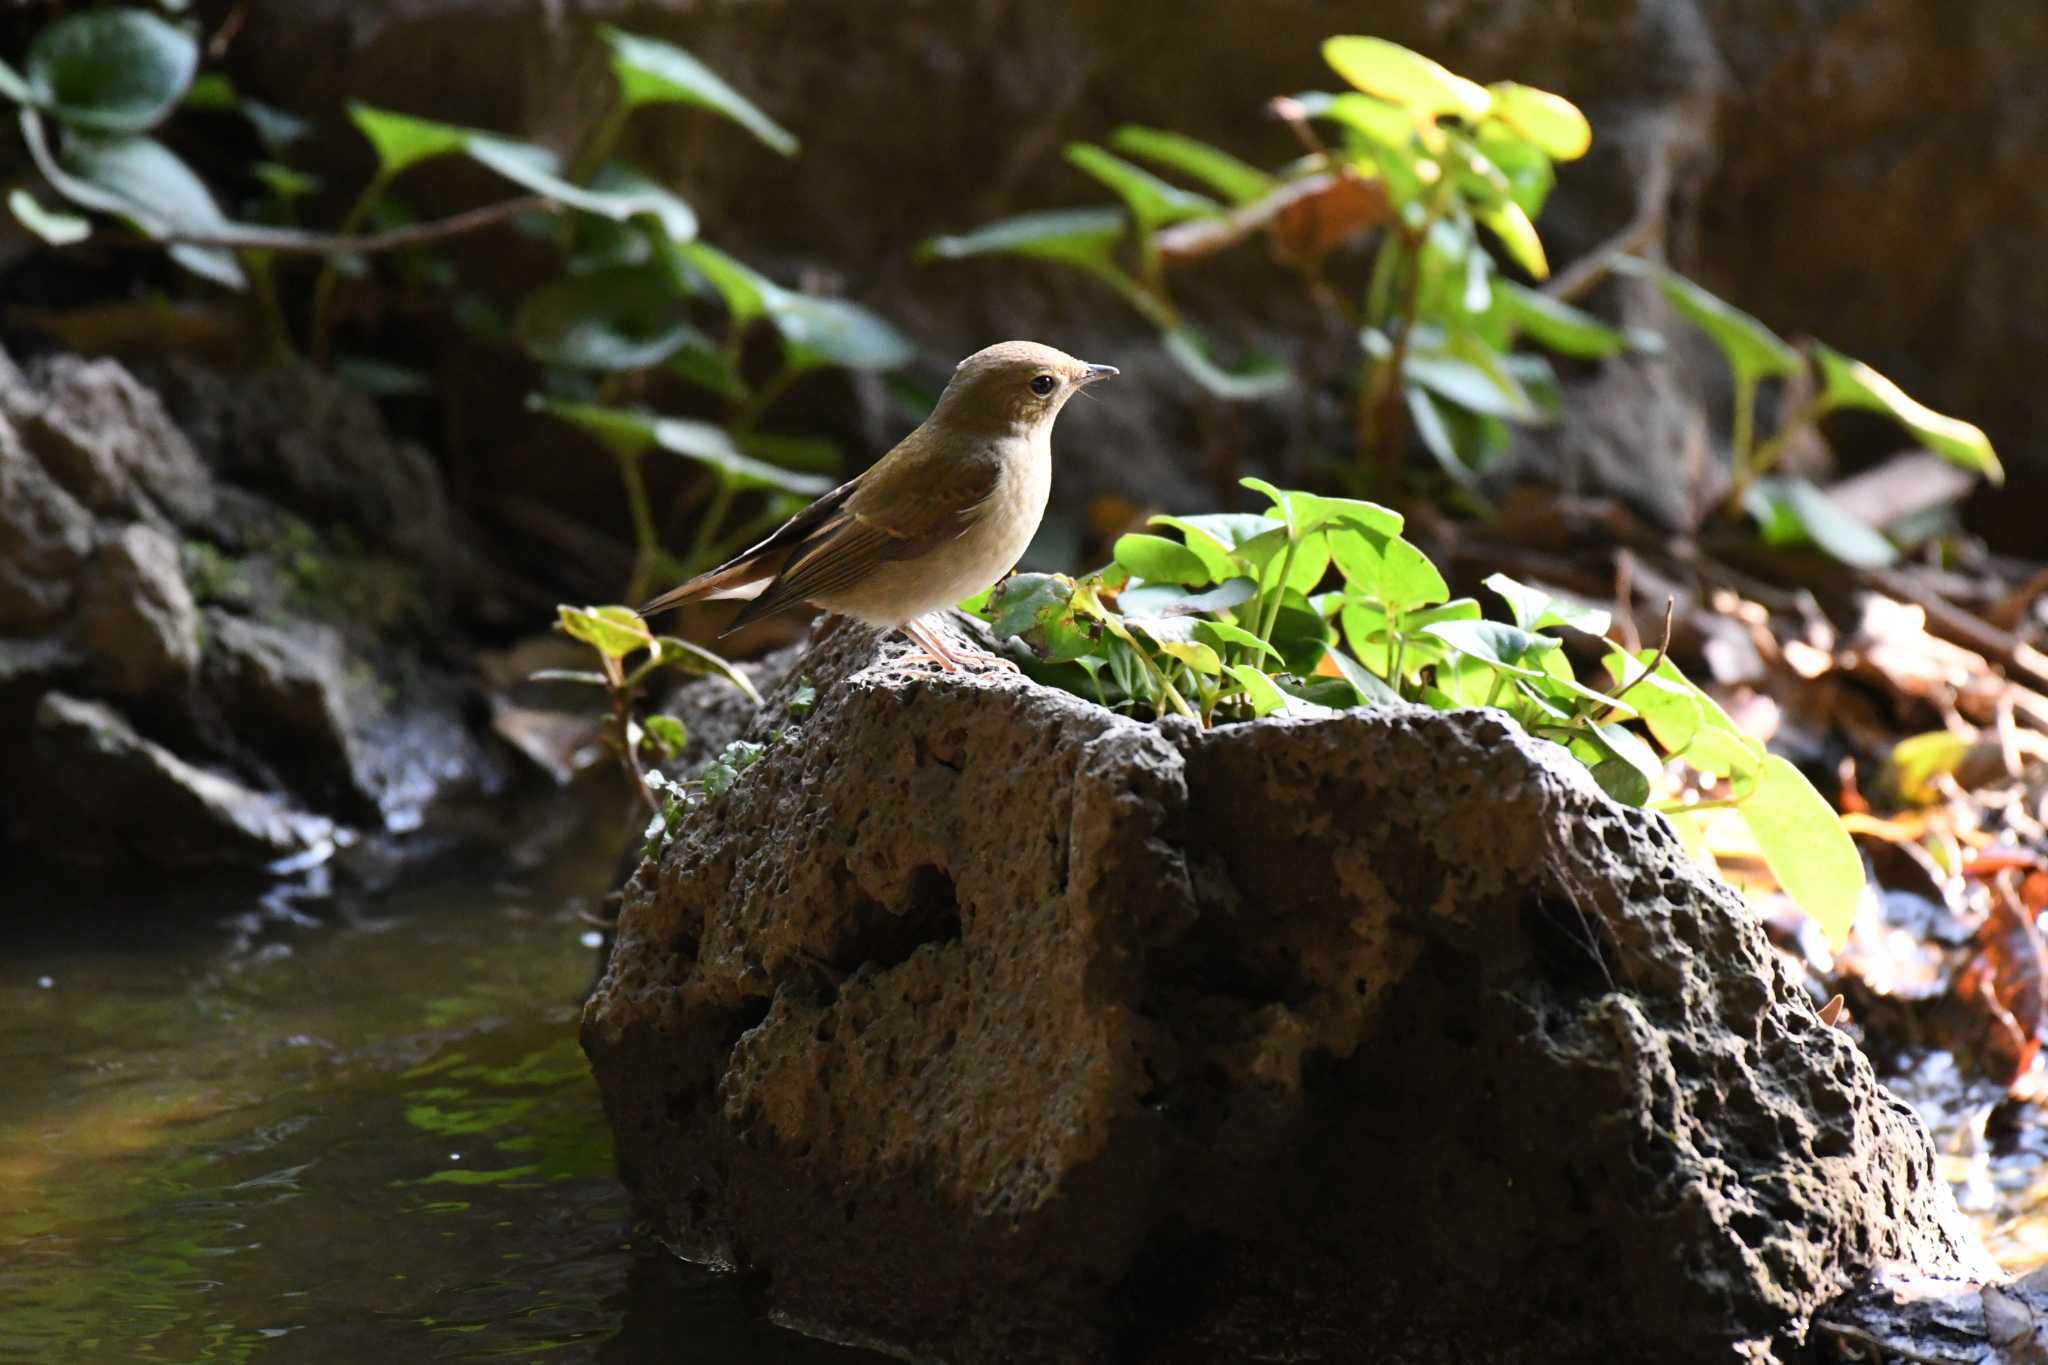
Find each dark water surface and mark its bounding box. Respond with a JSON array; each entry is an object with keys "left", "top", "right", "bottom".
[{"left": 0, "top": 813, "right": 880, "bottom": 1365}]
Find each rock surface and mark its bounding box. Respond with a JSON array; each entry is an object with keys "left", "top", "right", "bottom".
[
  {"left": 582, "top": 616, "right": 1995, "bottom": 1364},
  {"left": 0, "top": 346, "right": 506, "bottom": 870}
]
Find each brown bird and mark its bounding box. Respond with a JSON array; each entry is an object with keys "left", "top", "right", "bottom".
[{"left": 638, "top": 340, "right": 1117, "bottom": 672}]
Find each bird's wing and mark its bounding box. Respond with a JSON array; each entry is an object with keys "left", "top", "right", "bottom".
[
  {"left": 637, "top": 476, "right": 861, "bottom": 618},
  {"left": 722, "top": 439, "right": 1004, "bottom": 632}
]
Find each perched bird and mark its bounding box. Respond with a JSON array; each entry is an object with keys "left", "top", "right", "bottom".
[{"left": 639, "top": 340, "right": 1117, "bottom": 672}]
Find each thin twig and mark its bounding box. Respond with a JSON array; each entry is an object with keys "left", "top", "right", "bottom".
[
  {"left": 1603, "top": 596, "right": 1675, "bottom": 715},
  {"left": 142, "top": 196, "right": 559, "bottom": 255}
]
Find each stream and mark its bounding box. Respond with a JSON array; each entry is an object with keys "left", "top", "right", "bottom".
[{"left": 0, "top": 802, "right": 882, "bottom": 1363}]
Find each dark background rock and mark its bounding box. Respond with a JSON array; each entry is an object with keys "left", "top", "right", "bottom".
[
  {"left": 0, "top": 346, "right": 510, "bottom": 872},
  {"left": 582, "top": 619, "right": 1993, "bottom": 1364},
  {"left": 204, "top": 0, "right": 2048, "bottom": 552}
]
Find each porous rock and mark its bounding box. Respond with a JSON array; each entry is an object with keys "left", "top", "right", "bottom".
[
  {"left": 76, "top": 523, "right": 202, "bottom": 697},
  {"left": 583, "top": 615, "right": 1994, "bottom": 1364}
]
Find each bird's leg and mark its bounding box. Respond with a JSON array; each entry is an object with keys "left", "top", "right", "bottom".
[{"left": 891, "top": 616, "right": 1020, "bottom": 674}]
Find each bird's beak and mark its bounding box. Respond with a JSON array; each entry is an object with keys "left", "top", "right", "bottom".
[{"left": 1076, "top": 362, "right": 1119, "bottom": 387}]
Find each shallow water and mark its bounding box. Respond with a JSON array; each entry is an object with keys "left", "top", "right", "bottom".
[{"left": 0, "top": 812, "right": 880, "bottom": 1364}]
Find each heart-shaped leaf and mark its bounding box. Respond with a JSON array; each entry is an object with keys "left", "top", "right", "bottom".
[
  {"left": 1328, "top": 527, "right": 1449, "bottom": 612},
  {"left": 27, "top": 10, "right": 197, "bottom": 133},
  {"left": 1114, "top": 532, "right": 1215, "bottom": 586},
  {"left": 349, "top": 102, "right": 471, "bottom": 177},
  {"left": 1482, "top": 572, "right": 1611, "bottom": 635}
]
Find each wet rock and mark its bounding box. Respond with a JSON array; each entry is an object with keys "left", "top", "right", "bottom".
[
  {"left": 196, "top": 611, "right": 372, "bottom": 817},
  {"left": 0, "top": 349, "right": 214, "bottom": 529},
  {"left": 583, "top": 616, "right": 1994, "bottom": 1364},
  {"left": 22, "top": 692, "right": 332, "bottom": 869},
  {"left": 76, "top": 524, "right": 201, "bottom": 697}
]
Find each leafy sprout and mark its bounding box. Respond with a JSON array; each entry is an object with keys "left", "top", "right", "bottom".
[{"left": 967, "top": 477, "right": 1867, "bottom": 947}]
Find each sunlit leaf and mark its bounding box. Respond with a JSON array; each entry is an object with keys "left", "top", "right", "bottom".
[
  {"left": 1322, "top": 36, "right": 1491, "bottom": 120},
  {"left": 650, "top": 416, "right": 835, "bottom": 494},
  {"left": 1145, "top": 515, "right": 1238, "bottom": 580},
  {"left": 1476, "top": 199, "right": 1547, "bottom": 279},
  {"left": 349, "top": 102, "right": 471, "bottom": 177},
  {"left": 1422, "top": 618, "right": 1560, "bottom": 678},
  {"left": 1741, "top": 754, "right": 1866, "bottom": 949},
  {"left": 26, "top": 9, "right": 197, "bottom": 133},
  {"left": 1888, "top": 730, "right": 1973, "bottom": 805},
  {"left": 672, "top": 240, "right": 769, "bottom": 325},
  {"left": 600, "top": 25, "right": 797, "bottom": 156},
  {"left": 559, "top": 603, "right": 652, "bottom": 659},
  {"left": 654, "top": 635, "right": 763, "bottom": 703},
  {"left": 1114, "top": 532, "right": 1215, "bottom": 586},
  {"left": 1812, "top": 342, "right": 2002, "bottom": 483},
  {"left": 1108, "top": 125, "right": 1274, "bottom": 205},
  {"left": 1226, "top": 663, "right": 1291, "bottom": 716},
  {"left": 1619, "top": 258, "right": 1800, "bottom": 383},
  {"left": 1497, "top": 281, "right": 1627, "bottom": 358},
  {"left": 1328, "top": 527, "right": 1448, "bottom": 612},
  {"left": 1066, "top": 142, "right": 1221, "bottom": 233},
  {"left": 1324, "top": 645, "right": 1404, "bottom": 706},
  {"left": 1238, "top": 477, "right": 1403, "bottom": 537},
  {"left": 1485, "top": 82, "right": 1590, "bottom": 160},
  {"left": 1196, "top": 620, "right": 1283, "bottom": 663},
  {"left": 1482, "top": 572, "right": 1611, "bottom": 635},
  {"left": 917, "top": 207, "right": 1127, "bottom": 275}
]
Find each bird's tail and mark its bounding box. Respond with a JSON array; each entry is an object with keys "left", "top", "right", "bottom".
[{"left": 637, "top": 549, "right": 782, "bottom": 619}]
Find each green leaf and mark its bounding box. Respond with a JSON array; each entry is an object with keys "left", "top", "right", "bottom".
[
  {"left": 1742, "top": 476, "right": 1899, "bottom": 569},
  {"left": 1267, "top": 593, "right": 1335, "bottom": 674},
  {"left": 1888, "top": 730, "right": 1973, "bottom": 805},
  {"left": 917, "top": 207, "right": 1127, "bottom": 274},
  {"left": 42, "top": 124, "right": 244, "bottom": 288},
  {"left": 1152, "top": 636, "right": 1223, "bottom": 676},
  {"left": 1226, "top": 664, "right": 1291, "bottom": 717},
  {"left": 1324, "top": 645, "right": 1404, "bottom": 707},
  {"left": 1196, "top": 620, "right": 1283, "bottom": 663},
  {"left": 558, "top": 603, "right": 652, "bottom": 660},
  {"left": 737, "top": 431, "right": 843, "bottom": 475},
  {"left": 349, "top": 102, "right": 471, "bottom": 177},
  {"left": 1108, "top": 125, "right": 1274, "bottom": 205},
  {"left": 1327, "top": 527, "right": 1449, "bottom": 613},
  {"left": 1119, "top": 577, "right": 1258, "bottom": 619},
  {"left": 668, "top": 336, "right": 747, "bottom": 399},
  {"left": 1497, "top": 281, "right": 1627, "bottom": 358},
  {"left": 651, "top": 416, "right": 836, "bottom": 494},
  {"left": 1114, "top": 532, "right": 1215, "bottom": 586},
  {"left": 8, "top": 187, "right": 89, "bottom": 245},
  {"left": 1066, "top": 142, "right": 1221, "bottom": 233},
  {"left": 1162, "top": 327, "right": 1292, "bottom": 400},
  {"left": 1421, "top": 619, "right": 1560, "bottom": 678},
  {"left": 1482, "top": 573, "right": 1612, "bottom": 635},
  {"left": 759, "top": 286, "right": 916, "bottom": 372},
  {"left": 526, "top": 393, "right": 655, "bottom": 461},
  {"left": 1476, "top": 200, "right": 1547, "bottom": 279},
  {"left": 1621, "top": 259, "right": 1800, "bottom": 383},
  {"left": 1812, "top": 343, "right": 2002, "bottom": 483},
  {"left": 600, "top": 26, "right": 797, "bottom": 156},
  {"left": 467, "top": 138, "right": 697, "bottom": 241},
  {"left": 1485, "top": 82, "right": 1590, "bottom": 160},
  {"left": 653, "top": 635, "right": 763, "bottom": 704},
  {"left": 643, "top": 713, "right": 688, "bottom": 758},
  {"left": 1145, "top": 515, "right": 1238, "bottom": 581},
  {"left": 26, "top": 9, "right": 197, "bottom": 133},
  {"left": 1158, "top": 511, "right": 1282, "bottom": 552},
  {"left": 671, "top": 241, "right": 769, "bottom": 325},
  {"left": 1237, "top": 478, "right": 1403, "bottom": 537},
  {"left": 1316, "top": 91, "right": 1418, "bottom": 150},
  {"left": 514, "top": 264, "right": 693, "bottom": 371},
  {"left": 1322, "top": 36, "right": 1491, "bottom": 120},
  {"left": 1740, "top": 754, "right": 1866, "bottom": 950}
]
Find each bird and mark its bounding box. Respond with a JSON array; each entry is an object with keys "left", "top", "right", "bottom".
[{"left": 638, "top": 340, "right": 1117, "bottom": 673}]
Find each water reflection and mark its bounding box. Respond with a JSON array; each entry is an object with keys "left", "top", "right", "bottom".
[{"left": 0, "top": 817, "right": 880, "bottom": 1363}]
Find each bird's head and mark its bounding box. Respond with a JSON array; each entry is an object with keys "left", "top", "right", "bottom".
[{"left": 931, "top": 340, "right": 1118, "bottom": 436}]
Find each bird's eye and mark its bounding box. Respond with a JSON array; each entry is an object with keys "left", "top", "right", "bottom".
[{"left": 1030, "top": 373, "right": 1057, "bottom": 396}]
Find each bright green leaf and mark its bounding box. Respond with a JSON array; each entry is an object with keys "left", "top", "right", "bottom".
[
  {"left": 1812, "top": 342, "right": 2002, "bottom": 483},
  {"left": 1146, "top": 515, "right": 1238, "bottom": 580},
  {"left": 672, "top": 241, "right": 769, "bottom": 325},
  {"left": 1066, "top": 142, "right": 1221, "bottom": 233},
  {"left": 1108, "top": 125, "right": 1274, "bottom": 205},
  {"left": 1621, "top": 259, "right": 1800, "bottom": 383},
  {"left": 1328, "top": 528, "right": 1449, "bottom": 613},
  {"left": 1422, "top": 618, "right": 1560, "bottom": 678},
  {"left": 1482, "top": 572, "right": 1612, "bottom": 635},
  {"left": 1740, "top": 754, "right": 1866, "bottom": 950},
  {"left": 1196, "top": 619, "right": 1283, "bottom": 663},
  {"left": 651, "top": 416, "right": 835, "bottom": 494},
  {"left": 1498, "top": 281, "right": 1627, "bottom": 358},
  {"left": 1486, "top": 82, "right": 1591, "bottom": 160},
  {"left": 1743, "top": 476, "right": 1899, "bottom": 568},
  {"left": 349, "top": 102, "right": 471, "bottom": 177},
  {"left": 1324, "top": 645, "right": 1404, "bottom": 707},
  {"left": 1322, "top": 36, "right": 1491, "bottom": 120},
  {"left": 1476, "top": 199, "right": 1547, "bottom": 279},
  {"left": 600, "top": 25, "right": 797, "bottom": 156},
  {"left": 559, "top": 603, "right": 652, "bottom": 659},
  {"left": 1115, "top": 533, "right": 1215, "bottom": 586},
  {"left": 1226, "top": 664, "right": 1291, "bottom": 717}
]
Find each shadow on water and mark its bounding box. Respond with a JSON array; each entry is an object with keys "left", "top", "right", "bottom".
[{"left": 0, "top": 799, "right": 884, "bottom": 1364}]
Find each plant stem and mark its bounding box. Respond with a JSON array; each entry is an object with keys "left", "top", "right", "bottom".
[
  {"left": 1484, "top": 670, "right": 1509, "bottom": 709},
  {"left": 1722, "top": 372, "right": 1758, "bottom": 514},
  {"left": 1748, "top": 395, "right": 1832, "bottom": 481},
  {"left": 1256, "top": 536, "right": 1301, "bottom": 645},
  {"left": 309, "top": 169, "right": 392, "bottom": 364},
  {"left": 683, "top": 475, "right": 736, "bottom": 574},
  {"left": 1652, "top": 796, "right": 1744, "bottom": 816},
  {"left": 730, "top": 362, "right": 799, "bottom": 435},
  {"left": 1385, "top": 603, "right": 1406, "bottom": 699},
  {"left": 567, "top": 97, "right": 633, "bottom": 184},
  {"left": 616, "top": 450, "right": 659, "bottom": 604}
]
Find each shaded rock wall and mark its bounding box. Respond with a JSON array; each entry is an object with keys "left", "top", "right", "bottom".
[
  {"left": 0, "top": 347, "right": 506, "bottom": 871},
  {"left": 217, "top": 1, "right": 2048, "bottom": 549},
  {"left": 582, "top": 618, "right": 1993, "bottom": 1364}
]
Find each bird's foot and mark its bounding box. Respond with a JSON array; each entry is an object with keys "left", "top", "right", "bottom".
[{"left": 895, "top": 617, "right": 1022, "bottom": 674}]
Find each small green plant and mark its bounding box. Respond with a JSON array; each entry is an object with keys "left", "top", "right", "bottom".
[
  {"left": 969, "top": 476, "right": 1866, "bottom": 946},
  {"left": 551, "top": 603, "right": 759, "bottom": 814},
  {"left": 1614, "top": 259, "right": 2001, "bottom": 566}
]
